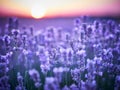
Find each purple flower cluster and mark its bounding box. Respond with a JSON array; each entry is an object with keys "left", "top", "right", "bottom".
[
  {"left": 0, "top": 17, "right": 120, "bottom": 90},
  {"left": 0, "top": 54, "right": 11, "bottom": 90}
]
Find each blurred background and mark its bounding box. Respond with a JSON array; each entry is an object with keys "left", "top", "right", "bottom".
[
  {"left": 0, "top": 0, "right": 120, "bottom": 33},
  {"left": 0, "top": 0, "right": 120, "bottom": 18}
]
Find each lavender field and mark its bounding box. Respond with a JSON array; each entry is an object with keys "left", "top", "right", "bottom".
[{"left": 0, "top": 17, "right": 120, "bottom": 90}]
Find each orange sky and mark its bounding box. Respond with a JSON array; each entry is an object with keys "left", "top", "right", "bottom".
[{"left": 0, "top": 0, "right": 120, "bottom": 18}]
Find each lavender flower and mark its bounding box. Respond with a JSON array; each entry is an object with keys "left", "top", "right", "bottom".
[
  {"left": 16, "top": 72, "right": 26, "bottom": 90},
  {"left": 40, "top": 64, "right": 50, "bottom": 75},
  {"left": 29, "top": 69, "right": 41, "bottom": 88},
  {"left": 114, "top": 75, "right": 120, "bottom": 90},
  {"left": 0, "top": 75, "right": 10, "bottom": 90},
  {"left": 62, "top": 85, "right": 70, "bottom": 90},
  {"left": 3, "top": 35, "right": 11, "bottom": 46},
  {"left": 11, "top": 29, "right": 20, "bottom": 36},
  {"left": 53, "top": 67, "right": 64, "bottom": 82},
  {"left": 44, "top": 77, "right": 60, "bottom": 90},
  {"left": 71, "top": 68, "right": 80, "bottom": 82},
  {"left": 70, "top": 83, "right": 79, "bottom": 90}
]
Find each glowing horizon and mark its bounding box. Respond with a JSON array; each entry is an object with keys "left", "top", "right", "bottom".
[{"left": 0, "top": 0, "right": 120, "bottom": 18}]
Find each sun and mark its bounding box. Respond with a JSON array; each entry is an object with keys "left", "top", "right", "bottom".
[{"left": 31, "top": 5, "right": 46, "bottom": 19}]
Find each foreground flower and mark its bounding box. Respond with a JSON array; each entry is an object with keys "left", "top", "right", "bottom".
[
  {"left": 16, "top": 72, "right": 26, "bottom": 90},
  {"left": 29, "top": 69, "right": 41, "bottom": 88},
  {"left": 70, "top": 83, "right": 79, "bottom": 90},
  {"left": 44, "top": 77, "right": 60, "bottom": 90},
  {"left": 114, "top": 75, "right": 120, "bottom": 90}
]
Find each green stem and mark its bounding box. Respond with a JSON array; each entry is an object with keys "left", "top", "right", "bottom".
[{"left": 65, "top": 72, "right": 68, "bottom": 85}]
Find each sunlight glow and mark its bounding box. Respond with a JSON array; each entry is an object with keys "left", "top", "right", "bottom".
[
  {"left": 0, "top": 0, "right": 120, "bottom": 17},
  {"left": 31, "top": 5, "right": 46, "bottom": 19}
]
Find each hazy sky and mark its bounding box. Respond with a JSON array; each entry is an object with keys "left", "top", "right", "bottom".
[{"left": 0, "top": 0, "right": 120, "bottom": 18}]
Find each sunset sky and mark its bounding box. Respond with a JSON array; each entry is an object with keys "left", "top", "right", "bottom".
[{"left": 0, "top": 0, "right": 120, "bottom": 18}]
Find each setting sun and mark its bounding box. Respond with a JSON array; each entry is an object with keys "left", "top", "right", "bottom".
[{"left": 31, "top": 5, "right": 46, "bottom": 19}]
